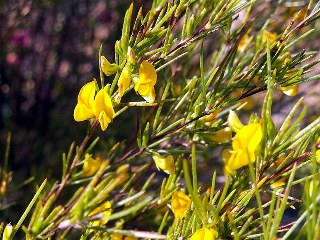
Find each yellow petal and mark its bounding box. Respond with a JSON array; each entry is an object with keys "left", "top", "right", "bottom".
[
  {"left": 270, "top": 177, "right": 286, "bottom": 192},
  {"left": 316, "top": 149, "right": 320, "bottom": 163},
  {"left": 135, "top": 61, "right": 157, "bottom": 102},
  {"left": 74, "top": 81, "right": 96, "bottom": 121},
  {"left": 118, "top": 65, "right": 131, "bottom": 97},
  {"left": 223, "top": 148, "right": 249, "bottom": 173},
  {"left": 93, "top": 87, "right": 115, "bottom": 131},
  {"left": 89, "top": 201, "right": 112, "bottom": 226},
  {"left": 77, "top": 81, "right": 96, "bottom": 106},
  {"left": 138, "top": 60, "right": 157, "bottom": 85},
  {"left": 101, "top": 56, "right": 117, "bottom": 76},
  {"left": 228, "top": 110, "right": 244, "bottom": 132},
  {"left": 83, "top": 154, "right": 103, "bottom": 177},
  {"left": 205, "top": 127, "right": 232, "bottom": 144},
  {"left": 262, "top": 30, "right": 277, "bottom": 45},
  {"left": 142, "top": 86, "right": 156, "bottom": 103},
  {"left": 190, "top": 227, "right": 218, "bottom": 240},
  {"left": 98, "top": 111, "right": 111, "bottom": 131},
  {"left": 152, "top": 153, "right": 175, "bottom": 174},
  {"left": 232, "top": 123, "right": 262, "bottom": 163},
  {"left": 278, "top": 85, "right": 299, "bottom": 96},
  {"left": 238, "top": 34, "right": 250, "bottom": 52},
  {"left": 171, "top": 191, "right": 191, "bottom": 219},
  {"left": 74, "top": 102, "right": 94, "bottom": 121},
  {"left": 110, "top": 234, "right": 123, "bottom": 240}
]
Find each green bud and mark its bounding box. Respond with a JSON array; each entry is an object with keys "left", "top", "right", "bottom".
[{"left": 2, "top": 224, "right": 13, "bottom": 240}]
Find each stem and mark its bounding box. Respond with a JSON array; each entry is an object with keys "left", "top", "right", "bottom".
[{"left": 54, "top": 119, "right": 99, "bottom": 201}]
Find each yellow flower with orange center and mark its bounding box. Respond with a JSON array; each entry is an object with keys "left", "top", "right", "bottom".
[
  {"left": 74, "top": 80, "right": 115, "bottom": 131},
  {"left": 171, "top": 191, "right": 191, "bottom": 219}
]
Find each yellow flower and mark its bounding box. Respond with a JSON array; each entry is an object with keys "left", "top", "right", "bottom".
[
  {"left": 238, "top": 34, "right": 250, "bottom": 52},
  {"left": 316, "top": 149, "right": 320, "bottom": 164},
  {"left": 171, "top": 191, "right": 191, "bottom": 219},
  {"left": 134, "top": 60, "right": 157, "bottom": 103},
  {"left": 190, "top": 227, "right": 218, "bottom": 240},
  {"left": 262, "top": 30, "right": 277, "bottom": 45},
  {"left": 278, "top": 85, "right": 299, "bottom": 97},
  {"left": 93, "top": 87, "right": 115, "bottom": 131},
  {"left": 118, "top": 65, "right": 131, "bottom": 97},
  {"left": 152, "top": 153, "right": 175, "bottom": 175},
  {"left": 74, "top": 81, "right": 96, "bottom": 121},
  {"left": 201, "top": 110, "right": 220, "bottom": 124},
  {"left": 110, "top": 233, "right": 123, "bottom": 240},
  {"left": 270, "top": 177, "right": 286, "bottom": 192},
  {"left": 223, "top": 123, "right": 262, "bottom": 175},
  {"left": 74, "top": 80, "right": 115, "bottom": 131},
  {"left": 204, "top": 127, "right": 232, "bottom": 144},
  {"left": 101, "top": 56, "right": 118, "bottom": 76},
  {"left": 89, "top": 201, "right": 112, "bottom": 226},
  {"left": 82, "top": 154, "right": 104, "bottom": 177}
]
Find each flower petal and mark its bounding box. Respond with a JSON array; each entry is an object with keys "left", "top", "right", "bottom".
[
  {"left": 77, "top": 81, "right": 96, "bottom": 107},
  {"left": 74, "top": 102, "right": 94, "bottom": 121},
  {"left": 171, "top": 191, "right": 191, "bottom": 219},
  {"left": 190, "top": 227, "right": 218, "bottom": 240},
  {"left": 138, "top": 60, "right": 157, "bottom": 85},
  {"left": 118, "top": 65, "right": 131, "bottom": 97},
  {"left": 93, "top": 87, "right": 115, "bottom": 130}
]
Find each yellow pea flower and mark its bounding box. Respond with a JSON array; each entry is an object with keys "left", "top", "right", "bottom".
[
  {"left": 201, "top": 109, "right": 220, "bottom": 124},
  {"left": 118, "top": 65, "right": 131, "bottom": 98},
  {"left": 190, "top": 227, "right": 218, "bottom": 240},
  {"left": 110, "top": 233, "right": 123, "bottom": 240},
  {"left": 278, "top": 85, "right": 299, "bottom": 97},
  {"left": 134, "top": 60, "right": 157, "bottom": 103},
  {"left": 82, "top": 154, "right": 104, "bottom": 177},
  {"left": 89, "top": 201, "right": 112, "bottom": 226},
  {"left": 101, "top": 56, "right": 118, "bottom": 76},
  {"left": 74, "top": 81, "right": 115, "bottom": 131},
  {"left": 152, "top": 153, "right": 175, "bottom": 175},
  {"left": 238, "top": 34, "right": 250, "bottom": 52},
  {"left": 262, "top": 30, "right": 277, "bottom": 45},
  {"left": 223, "top": 123, "right": 262, "bottom": 175},
  {"left": 227, "top": 110, "right": 244, "bottom": 133},
  {"left": 205, "top": 127, "right": 232, "bottom": 144},
  {"left": 270, "top": 177, "right": 286, "bottom": 192},
  {"left": 171, "top": 191, "right": 191, "bottom": 219},
  {"left": 74, "top": 81, "right": 96, "bottom": 121},
  {"left": 93, "top": 87, "right": 115, "bottom": 131}
]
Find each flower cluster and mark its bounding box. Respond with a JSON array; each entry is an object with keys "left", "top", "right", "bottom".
[
  {"left": 74, "top": 81, "right": 115, "bottom": 131},
  {"left": 74, "top": 57, "right": 157, "bottom": 131}
]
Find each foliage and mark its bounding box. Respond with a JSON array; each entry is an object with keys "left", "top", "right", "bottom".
[{"left": 1, "top": 0, "right": 320, "bottom": 239}]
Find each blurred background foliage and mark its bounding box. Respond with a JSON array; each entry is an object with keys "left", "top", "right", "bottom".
[{"left": 0, "top": 0, "right": 319, "bottom": 227}]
